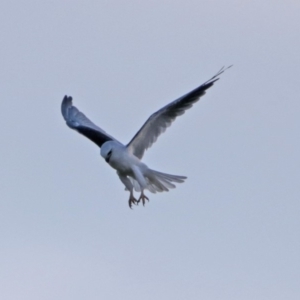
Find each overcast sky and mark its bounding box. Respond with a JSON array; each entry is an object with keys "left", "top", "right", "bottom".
[{"left": 0, "top": 1, "right": 299, "bottom": 299}]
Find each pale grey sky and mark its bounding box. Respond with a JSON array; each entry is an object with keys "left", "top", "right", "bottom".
[{"left": 0, "top": 1, "right": 299, "bottom": 299}]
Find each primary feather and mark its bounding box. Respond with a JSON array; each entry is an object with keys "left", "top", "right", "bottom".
[
  {"left": 126, "top": 67, "right": 230, "bottom": 159},
  {"left": 61, "top": 96, "right": 117, "bottom": 147}
]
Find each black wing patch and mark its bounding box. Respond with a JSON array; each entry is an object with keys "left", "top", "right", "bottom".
[
  {"left": 75, "top": 126, "right": 113, "bottom": 148},
  {"left": 61, "top": 95, "right": 117, "bottom": 148}
]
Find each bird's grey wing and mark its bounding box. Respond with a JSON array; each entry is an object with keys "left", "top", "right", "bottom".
[
  {"left": 126, "top": 67, "right": 230, "bottom": 159},
  {"left": 61, "top": 96, "right": 117, "bottom": 147}
]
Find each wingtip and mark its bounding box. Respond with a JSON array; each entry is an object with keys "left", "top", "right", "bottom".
[
  {"left": 61, "top": 95, "right": 73, "bottom": 119},
  {"left": 62, "top": 95, "right": 73, "bottom": 103},
  {"left": 214, "top": 65, "right": 232, "bottom": 78},
  {"left": 204, "top": 65, "right": 233, "bottom": 86}
]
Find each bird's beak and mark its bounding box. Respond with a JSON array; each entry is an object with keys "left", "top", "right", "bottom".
[{"left": 105, "top": 153, "right": 112, "bottom": 163}]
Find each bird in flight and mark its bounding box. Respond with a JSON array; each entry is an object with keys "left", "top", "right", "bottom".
[{"left": 61, "top": 67, "right": 230, "bottom": 208}]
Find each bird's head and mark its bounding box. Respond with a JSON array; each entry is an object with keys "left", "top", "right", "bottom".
[{"left": 101, "top": 141, "right": 115, "bottom": 163}]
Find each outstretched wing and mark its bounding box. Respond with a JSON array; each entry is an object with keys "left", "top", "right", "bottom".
[
  {"left": 126, "top": 67, "right": 231, "bottom": 159},
  {"left": 61, "top": 96, "right": 117, "bottom": 147}
]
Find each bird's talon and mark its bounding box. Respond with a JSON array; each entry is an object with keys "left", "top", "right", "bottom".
[
  {"left": 128, "top": 195, "right": 138, "bottom": 209},
  {"left": 138, "top": 193, "right": 149, "bottom": 206}
]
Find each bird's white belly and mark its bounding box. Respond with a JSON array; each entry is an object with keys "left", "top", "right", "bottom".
[{"left": 108, "top": 150, "right": 140, "bottom": 174}]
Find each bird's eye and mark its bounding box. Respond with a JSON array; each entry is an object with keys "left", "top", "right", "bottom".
[{"left": 107, "top": 150, "right": 112, "bottom": 156}]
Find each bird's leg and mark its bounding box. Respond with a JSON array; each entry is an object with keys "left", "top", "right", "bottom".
[
  {"left": 117, "top": 172, "right": 138, "bottom": 209},
  {"left": 130, "top": 167, "right": 149, "bottom": 206},
  {"left": 138, "top": 190, "right": 149, "bottom": 206},
  {"left": 128, "top": 191, "right": 138, "bottom": 209}
]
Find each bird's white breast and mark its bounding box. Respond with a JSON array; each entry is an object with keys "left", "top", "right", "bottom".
[{"left": 108, "top": 146, "right": 141, "bottom": 173}]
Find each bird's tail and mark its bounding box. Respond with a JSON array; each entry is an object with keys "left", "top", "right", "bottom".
[{"left": 130, "top": 169, "right": 187, "bottom": 193}]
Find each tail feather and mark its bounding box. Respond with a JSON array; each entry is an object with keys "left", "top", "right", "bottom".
[
  {"left": 151, "top": 170, "right": 186, "bottom": 183},
  {"left": 127, "top": 170, "right": 187, "bottom": 193},
  {"left": 145, "top": 169, "right": 187, "bottom": 193},
  {"left": 148, "top": 175, "right": 169, "bottom": 192}
]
